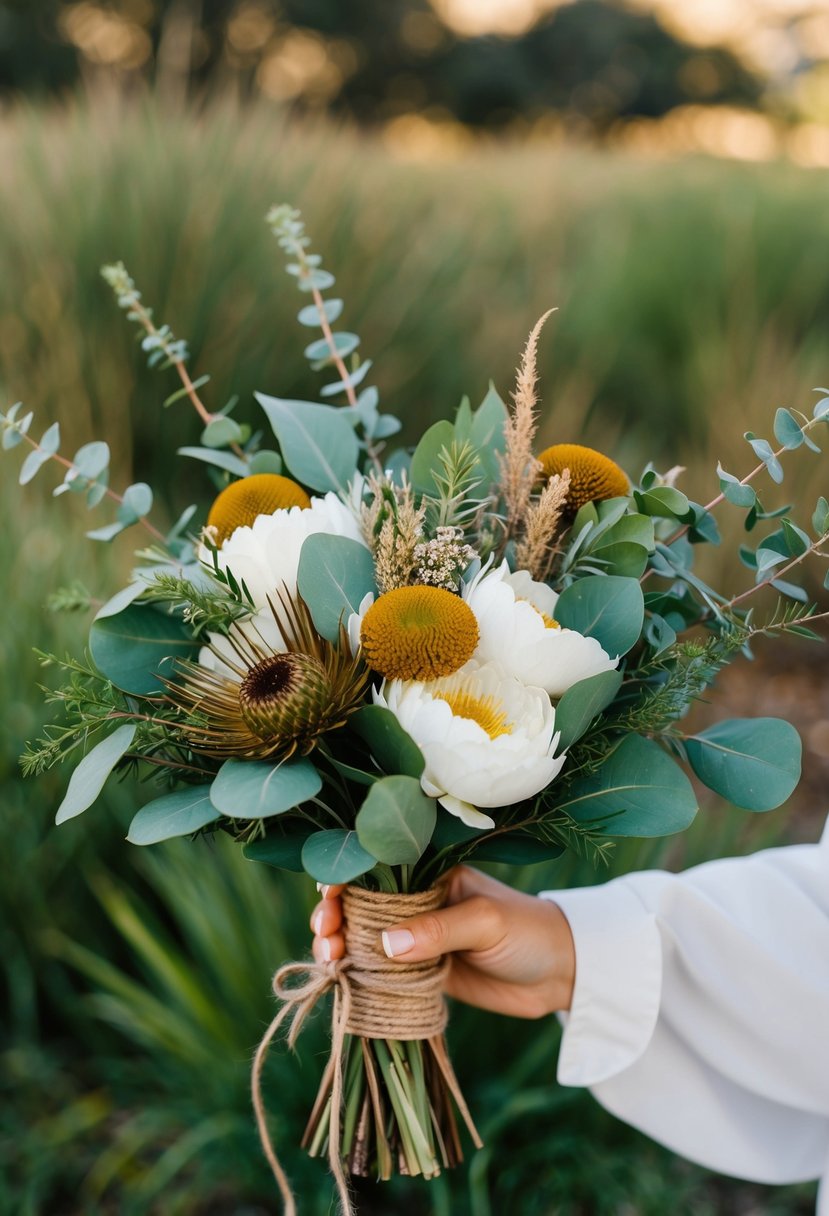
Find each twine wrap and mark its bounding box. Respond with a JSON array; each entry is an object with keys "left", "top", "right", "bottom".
[
  {"left": 251, "top": 879, "right": 480, "bottom": 1216},
  {"left": 340, "top": 883, "right": 449, "bottom": 1040}
]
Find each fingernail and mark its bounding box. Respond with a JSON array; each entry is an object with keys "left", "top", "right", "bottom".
[
  {"left": 319, "top": 884, "right": 330, "bottom": 899},
  {"left": 321, "top": 937, "right": 332, "bottom": 962},
  {"left": 316, "top": 882, "right": 322, "bottom": 893},
  {"left": 382, "top": 929, "right": 415, "bottom": 958},
  {"left": 313, "top": 910, "right": 324, "bottom": 936}
]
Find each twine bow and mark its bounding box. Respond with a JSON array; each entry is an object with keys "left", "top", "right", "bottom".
[{"left": 251, "top": 883, "right": 481, "bottom": 1215}]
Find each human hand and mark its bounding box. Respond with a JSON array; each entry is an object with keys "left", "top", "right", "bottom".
[{"left": 309, "top": 866, "right": 575, "bottom": 1019}]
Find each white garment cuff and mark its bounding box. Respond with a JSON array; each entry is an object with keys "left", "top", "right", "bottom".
[{"left": 539, "top": 878, "right": 664, "bottom": 1087}]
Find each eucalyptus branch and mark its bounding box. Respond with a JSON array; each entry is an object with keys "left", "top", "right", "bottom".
[
  {"left": 651, "top": 411, "right": 825, "bottom": 563},
  {"left": 101, "top": 262, "right": 247, "bottom": 461},
  {"left": 15, "top": 425, "right": 166, "bottom": 543},
  {"left": 724, "top": 530, "right": 828, "bottom": 612}
]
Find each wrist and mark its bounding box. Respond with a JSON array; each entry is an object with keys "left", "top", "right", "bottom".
[{"left": 538, "top": 897, "right": 576, "bottom": 1014}]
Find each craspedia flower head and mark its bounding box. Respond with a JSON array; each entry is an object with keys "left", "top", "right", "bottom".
[
  {"left": 238, "top": 652, "right": 332, "bottom": 741},
  {"left": 537, "top": 444, "right": 629, "bottom": 511},
  {"left": 360, "top": 586, "right": 479, "bottom": 681},
  {"left": 206, "top": 473, "right": 311, "bottom": 546}
]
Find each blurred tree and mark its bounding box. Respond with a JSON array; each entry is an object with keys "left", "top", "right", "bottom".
[{"left": 0, "top": 0, "right": 763, "bottom": 130}]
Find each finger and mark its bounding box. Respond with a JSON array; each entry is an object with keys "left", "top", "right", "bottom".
[
  {"left": 313, "top": 930, "right": 345, "bottom": 963},
  {"left": 316, "top": 883, "right": 345, "bottom": 901},
  {"left": 380, "top": 895, "right": 506, "bottom": 963},
  {"left": 309, "top": 899, "right": 343, "bottom": 938}
]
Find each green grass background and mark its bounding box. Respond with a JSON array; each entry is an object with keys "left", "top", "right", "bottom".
[{"left": 1, "top": 95, "right": 825, "bottom": 1214}]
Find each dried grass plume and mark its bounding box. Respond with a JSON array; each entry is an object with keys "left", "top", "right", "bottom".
[{"left": 498, "top": 309, "right": 556, "bottom": 536}]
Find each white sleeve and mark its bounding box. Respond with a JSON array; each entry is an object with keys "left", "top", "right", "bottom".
[{"left": 541, "top": 819, "right": 829, "bottom": 1212}]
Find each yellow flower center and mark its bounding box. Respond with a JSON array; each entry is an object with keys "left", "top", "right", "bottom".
[
  {"left": 360, "top": 585, "right": 479, "bottom": 681},
  {"left": 537, "top": 444, "right": 629, "bottom": 511},
  {"left": 206, "top": 473, "right": 311, "bottom": 546},
  {"left": 436, "top": 689, "right": 512, "bottom": 739}
]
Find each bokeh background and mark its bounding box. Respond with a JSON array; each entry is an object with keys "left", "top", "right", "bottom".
[{"left": 2, "top": 2, "right": 829, "bottom": 1213}]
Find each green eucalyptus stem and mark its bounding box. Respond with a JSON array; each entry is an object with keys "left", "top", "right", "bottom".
[
  {"left": 724, "top": 533, "right": 829, "bottom": 611},
  {"left": 14, "top": 426, "right": 166, "bottom": 543}
]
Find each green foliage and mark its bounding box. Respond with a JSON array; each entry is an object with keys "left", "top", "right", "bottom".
[
  {"left": 255, "top": 393, "right": 359, "bottom": 493},
  {"left": 127, "top": 785, "right": 219, "bottom": 845},
  {"left": 554, "top": 670, "right": 623, "bottom": 751},
  {"left": 297, "top": 534, "right": 377, "bottom": 642},
  {"left": 351, "top": 706, "right": 426, "bottom": 780},
  {"left": 54, "top": 723, "right": 137, "bottom": 824},
  {"left": 89, "top": 603, "right": 199, "bottom": 695},
  {"left": 355, "top": 775, "right": 437, "bottom": 865},
  {"left": 684, "top": 718, "right": 802, "bottom": 811},
  {"left": 209, "top": 758, "right": 322, "bottom": 819},
  {"left": 555, "top": 575, "right": 645, "bottom": 656},
  {"left": 301, "top": 828, "right": 376, "bottom": 884},
  {"left": 554, "top": 735, "right": 698, "bottom": 836}
]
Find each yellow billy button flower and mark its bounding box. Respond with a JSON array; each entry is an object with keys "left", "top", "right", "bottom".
[
  {"left": 359, "top": 585, "right": 479, "bottom": 682},
  {"left": 206, "top": 473, "right": 311, "bottom": 547},
  {"left": 537, "top": 443, "right": 629, "bottom": 511}
]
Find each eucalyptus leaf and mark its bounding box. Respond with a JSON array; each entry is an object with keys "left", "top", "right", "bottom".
[
  {"left": 320, "top": 360, "right": 373, "bottom": 398},
  {"left": 202, "top": 417, "right": 245, "bottom": 449},
  {"left": 73, "top": 440, "right": 109, "bottom": 478},
  {"left": 356, "top": 776, "right": 436, "bottom": 864},
  {"left": 243, "top": 828, "right": 313, "bottom": 872},
  {"left": 773, "top": 407, "right": 804, "bottom": 450},
  {"left": 210, "top": 758, "right": 321, "bottom": 819},
  {"left": 555, "top": 575, "right": 644, "bottom": 657},
  {"left": 684, "top": 718, "right": 801, "bottom": 811},
  {"left": 352, "top": 705, "right": 425, "bottom": 779},
  {"left": 634, "top": 485, "right": 691, "bottom": 519},
  {"left": 118, "top": 482, "right": 153, "bottom": 523},
  {"left": 256, "top": 394, "right": 358, "bottom": 493},
  {"left": 554, "top": 669, "right": 623, "bottom": 751},
  {"left": 304, "top": 333, "right": 359, "bottom": 361},
  {"left": 297, "top": 299, "right": 343, "bottom": 327},
  {"left": 812, "top": 496, "right": 829, "bottom": 537},
  {"left": 297, "top": 534, "right": 377, "bottom": 642},
  {"left": 19, "top": 447, "right": 50, "bottom": 485},
  {"left": 555, "top": 734, "right": 698, "bottom": 836},
  {"left": 467, "top": 832, "right": 563, "bottom": 865},
  {"left": 301, "top": 829, "right": 376, "bottom": 884},
  {"left": 410, "top": 420, "right": 455, "bottom": 496},
  {"left": 178, "top": 446, "right": 250, "bottom": 477},
  {"left": 55, "top": 724, "right": 137, "bottom": 824},
  {"left": 248, "top": 450, "right": 283, "bottom": 475},
  {"left": 127, "top": 785, "right": 219, "bottom": 845},
  {"left": 89, "top": 604, "right": 198, "bottom": 694}
]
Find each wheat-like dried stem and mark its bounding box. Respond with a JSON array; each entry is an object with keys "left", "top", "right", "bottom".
[
  {"left": 498, "top": 309, "right": 556, "bottom": 536},
  {"left": 515, "top": 469, "right": 571, "bottom": 580}
]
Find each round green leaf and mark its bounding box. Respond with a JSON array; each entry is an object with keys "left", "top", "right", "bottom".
[
  {"left": 248, "top": 450, "right": 283, "bottom": 475},
  {"left": 210, "top": 758, "right": 321, "bottom": 819},
  {"left": 55, "top": 723, "right": 137, "bottom": 824},
  {"left": 555, "top": 735, "right": 698, "bottom": 836},
  {"left": 297, "top": 534, "right": 377, "bottom": 642},
  {"left": 243, "top": 829, "right": 313, "bottom": 872},
  {"left": 355, "top": 775, "right": 436, "bottom": 865},
  {"left": 351, "top": 705, "right": 425, "bottom": 779},
  {"left": 555, "top": 575, "right": 644, "bottom": 657},
  {"left": 554, "top": 669, "right": 623, "bottom": 751},
  {"left": 684, "top": 718, "right": 802, "bottom": 811},
  {"left": 301, "top": 829, "right": 376, "bottom": 885},
  {"left": 89, "top": 604, "right": 199, "bottom": 694},
  {"left": 127, "top": 785, "right": 219, "bottom": 845},
  {"left": 255, "top": 393, "right": 358, "bottom": 494}
]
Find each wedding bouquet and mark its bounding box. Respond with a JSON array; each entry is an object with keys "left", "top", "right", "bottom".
[{"left": 6, "top": 204, "right": 827, "bottom": 1212}]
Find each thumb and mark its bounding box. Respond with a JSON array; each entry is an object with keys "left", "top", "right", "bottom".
[{"left": 380, "top": 896, "right": 504, "bottom": 962}]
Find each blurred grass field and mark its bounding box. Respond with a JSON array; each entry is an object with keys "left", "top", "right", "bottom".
[{"left": 1, "top": 95, "right": 826, "bottom": 1214}]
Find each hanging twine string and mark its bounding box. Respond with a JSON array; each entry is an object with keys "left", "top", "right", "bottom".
[{"left": 250, "top": 881, "right": 480, "bottom": 1215}]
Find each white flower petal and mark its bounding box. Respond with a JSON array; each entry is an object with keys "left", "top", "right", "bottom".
[
  {"left": 438, "top": 794, "right": 495, "bottom": 830},
  {"left": 200, "top": 492, "right": 366, "bottom": 612},
  {"left": 465, "top": 561, "right": 619, "bottom": 697}
]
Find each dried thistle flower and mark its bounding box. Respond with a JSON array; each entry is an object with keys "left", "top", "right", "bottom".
[
  {"left": 515, "top": 470, "right": 571, "bottom": 582},
  {"left": 414, "top": 527, "right": 478, "bottom": 592}
]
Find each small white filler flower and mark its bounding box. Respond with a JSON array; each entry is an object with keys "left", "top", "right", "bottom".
[
  {"left": 464, "top": 561, "right": 619, "bottom": 698},
  {"left": 375, "top": 659, "right": 565, "bottom": 829}
]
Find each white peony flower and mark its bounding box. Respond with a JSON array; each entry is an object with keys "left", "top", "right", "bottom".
[
  {"left": 200, "top": 492, "right": 366, "bottom": 612},
  {"left": 375, "top": 659, "right": 565, "bottom": 829},
  {"left": 464, "top": 561, "right": 619, "bottom": 699},
  {"left": 198, "top": 609, "right": 287, "bottom": 680}
]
